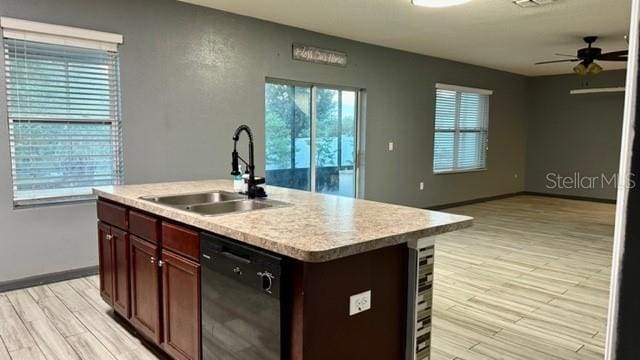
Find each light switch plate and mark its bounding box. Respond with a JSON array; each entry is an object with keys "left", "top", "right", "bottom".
[
  {"left": 349, "top": 290, "right": 372, "bottom": 316},
  {"left": 388, "top": 142, "right": 394, "bottom": 151}
]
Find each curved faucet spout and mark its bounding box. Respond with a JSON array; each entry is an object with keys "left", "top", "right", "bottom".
[
  {"left": 231, "top": 125, "right": 265, "bottom": 198},
  {"left": 233, "top": 124, "right": 253, "bottom": 143}
]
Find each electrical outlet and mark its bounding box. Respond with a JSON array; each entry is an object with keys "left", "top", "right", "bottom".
[
  {"left": 420, "top": 182, "right": 424, "bottom": 191},
  {"left": 388, "top": 142, "right": 394, "bottom": 151},
  {"left": 349, "top": 290, "right": 371, "bottom": 316}
]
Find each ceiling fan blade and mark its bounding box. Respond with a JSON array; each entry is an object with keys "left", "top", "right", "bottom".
[
  {"left": 598, "top": 51, "right": 628, "bottom": 61},
  {"left": 596, "top": 57, "right": 628, "bottom": 62},
  {"left": 599, "top": 50, "right": 628, "bottom": 57},
  {"left": 535, "top": 59, "right": 580, "bottom": 65},
  {"left": 555, "top": 53, "right": 578, "bottom": 58}
]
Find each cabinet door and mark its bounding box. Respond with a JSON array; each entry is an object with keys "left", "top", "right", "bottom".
[
  {"left": 112, "top": 227, "right": 130, "bottom": 318},
  {"left": 98, "top": 221, "right": 114, "bottom": 305},
  {"left": 161, "top": 250, "right": 201, "bottom": 360},
  {"left": 130, "top": 235, "right": 162, "bottom": 344}
]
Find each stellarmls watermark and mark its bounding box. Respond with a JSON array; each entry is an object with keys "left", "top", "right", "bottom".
[{"left": 545, "top": 172, "right": 636, "bottom": 190}]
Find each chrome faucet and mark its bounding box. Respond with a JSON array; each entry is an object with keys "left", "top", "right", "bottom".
[{"left": 231, "top": 125, "right": 266, "bottom": 199}]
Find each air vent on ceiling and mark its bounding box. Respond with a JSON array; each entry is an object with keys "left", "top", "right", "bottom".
[{"left": 513, "top": 0, "right": 556, "bottom": 7}]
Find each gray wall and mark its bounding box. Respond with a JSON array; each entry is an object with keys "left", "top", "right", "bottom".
[
  {"left": 526, "top": 70, "right": 626, "bottom": 200},
  {"left": 0, "top": 0, "right": 528, "bottom": 282}
]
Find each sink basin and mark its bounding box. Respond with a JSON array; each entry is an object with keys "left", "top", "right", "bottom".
[
  {"left": 140, "top": 190, "right": 289, "bottom": 216},
  {"left": 142, "top": 191, "right": 246, "bottom": 206},
  {"left": 185, "top": 199, "right": 288, "bottom": 216}
]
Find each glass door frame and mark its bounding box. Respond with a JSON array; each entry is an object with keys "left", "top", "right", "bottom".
[{"left": 265, "top": 77, "right": 364, "bottom": 198}]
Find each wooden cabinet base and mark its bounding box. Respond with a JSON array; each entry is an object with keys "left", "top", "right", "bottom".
[
  {"left": 287, "top": 244, "right": 409, "bottom": 359},
  {"left": 130, "top": 235, "right": 162, "bottom": 344},
  {"left": 98, "top": 203, "right": 202, "bottom": 360},
  {"left": 98, "top": 198, "right": 409, "bottom": 360},
  {"left": 98, "top": 221, "right": 115, "bottom": 305},
  {"left": 112, "top": 227, "right": 130, "bottom": 318},
  {"left": 161, "top": 250, "right": 201, "bottom": 360}
]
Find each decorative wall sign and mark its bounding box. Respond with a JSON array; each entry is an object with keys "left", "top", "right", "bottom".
[{"left": 292, "top": 43, "right": 347, "bottom": 67}]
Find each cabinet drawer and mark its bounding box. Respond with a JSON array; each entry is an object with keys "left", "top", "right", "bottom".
[
  {"left": 97, "top": 200, "right": 128, "bottom": 230},
  {"left": 130, "top": 210, "right": 160, "bottom": 244},
  {"left": 162, "top": 222, "right": 199, "bottom": 261}
]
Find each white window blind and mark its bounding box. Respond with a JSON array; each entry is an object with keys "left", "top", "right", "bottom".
[
  {"left": 433, "top": 84, "right": 490, "bottom": 173},
  {"left": 3, "top": 34, "right": 123, "bottom": 206}
]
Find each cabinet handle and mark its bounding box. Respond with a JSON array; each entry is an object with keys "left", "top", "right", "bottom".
[
  {"left": 105, "top": 234, "right": 113, "bottom": 241},
  {"left": 158, "top": 260, "right": 165, "bottom": 268},
  {"left": 150, "top": 257, "right": 156, "bottom": 264}
]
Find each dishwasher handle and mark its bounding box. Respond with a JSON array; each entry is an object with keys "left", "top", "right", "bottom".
[{"left": 221, "top": 250, "right": 252, "bottom": 264}]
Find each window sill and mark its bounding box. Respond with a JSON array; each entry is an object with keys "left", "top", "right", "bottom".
[
  {"left": 13, "top": 194, "right": 97, "bottom": 210},
  {"left": 434, "top": 168, "right": 488, "bottom": 175}
]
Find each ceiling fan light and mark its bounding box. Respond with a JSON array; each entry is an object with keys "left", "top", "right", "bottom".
[
  {"left": 412, "top": 0, "right": 473, "bottom": 8},
  {"left": 587, "top": 62, "right": 603, "bottom": 75},
  {"left": 513, "top": 0, "right": 556, "bottom": 7},
  {"left": 573, "top": 63, "right": 588, "bottom": 76}
]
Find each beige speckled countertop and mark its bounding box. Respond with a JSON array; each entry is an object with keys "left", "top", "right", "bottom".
[{"left": 94, "top": 180, "right": 472, "bottom": 262}]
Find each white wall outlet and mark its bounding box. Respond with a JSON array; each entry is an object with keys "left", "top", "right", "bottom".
[
  {"left": 388, "top": 142, "right": 394, "bottom": 151},
  {"left": 349, "top": 290, "right": 372, "bottom": 316},
  {"left": 420, "top": 182, "right": 424, "bottom": 191}
]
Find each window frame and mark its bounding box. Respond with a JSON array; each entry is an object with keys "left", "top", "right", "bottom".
[
  {"left": 1, "top": 18, "right": 124, "bottom": 208},
  {"left": 432, "top": 83, "right": 492, "bottom": 175},
  {"left": 264, "top": 77, "right": 363, "bottom": 198}
]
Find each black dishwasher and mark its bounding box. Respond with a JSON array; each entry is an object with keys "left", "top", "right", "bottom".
[{"left": 200, "top": 233, "right": 282, "bottom": 360}]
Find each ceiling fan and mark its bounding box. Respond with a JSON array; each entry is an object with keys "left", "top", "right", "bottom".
[{"left": 535, "top": 36, "right": 628, "bottom": 75}]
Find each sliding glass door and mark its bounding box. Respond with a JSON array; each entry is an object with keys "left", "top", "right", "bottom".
[
  {"left": 265, "top": 81, "right": 358, "bottom": 197},
  {"left": 265, "top": 83, "right": 312, "bottom": 191},
  {"left": 314, "top": 87, "right": 357, "bottom": 197}
]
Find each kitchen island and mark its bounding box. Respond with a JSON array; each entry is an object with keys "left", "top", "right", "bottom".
[{"left": 93, "top": 180, "right": 472, "bottom": 360}]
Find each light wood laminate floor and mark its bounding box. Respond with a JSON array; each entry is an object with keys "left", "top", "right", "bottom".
[
  {"left": 431, "top": 196, "right": 614, "bottom": 360},
  {"left": 0, "top": 195, "right": 614, "bottom": 359}
]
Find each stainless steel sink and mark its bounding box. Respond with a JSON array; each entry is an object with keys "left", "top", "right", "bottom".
[
  {"left": 184, "top": 199, "right": 288, "bottom": 216},
  {"left": 142, "top": 191, "right": 245, "bottom": 206},
  {"left": 140, "top": 190, "right": 289, "bottom": 216}
]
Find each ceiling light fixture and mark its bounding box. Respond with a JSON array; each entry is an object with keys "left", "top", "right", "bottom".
[
  {"left": 573, "top": 61, "right": 603, "bottom": 76},
  {"left": 412, "top": 0, "right": 472, "bottom": 8},
  {"left": 573, "top": 62, "right": 588, "bottom": 76},
  {"left": 513, "top": 0, "right": 556, "bottom": 8},
  {"left": 587, "top": 62, "right": 603, "bottom": 75}
]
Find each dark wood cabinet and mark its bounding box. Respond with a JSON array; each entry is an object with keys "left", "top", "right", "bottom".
[
  {"left": 130, "top": 210, "right": 160, "bottom": 244},
  {"left": 98, "top": 196, "right": 410, "bottom": 360},
  {"left": 98, "top": 201, "right": 201, "bottom": 360},
  {"left": 112, "top": 227, "right": 130, "bottom": 318},
  {"left": 162, "top": 222, "right": 200, "bottom": 261},
  {"left": 130, "top": 235, "right": 162, "bottom": 344},
  {"left": 98, "top": 221, "right": 114, "bottom": 305},
  {"left": 161, "top": 250, "right": 201, "bottom": 360},
  {"left": 97, "top": 200, "right": 128, "bottom": 229}
]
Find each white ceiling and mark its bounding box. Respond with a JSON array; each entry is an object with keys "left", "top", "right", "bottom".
[{"left": 179, "top": 0, "right": 631, "bottom": 76}]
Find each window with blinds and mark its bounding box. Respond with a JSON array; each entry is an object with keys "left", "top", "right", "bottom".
[
  {"left": 433, "top": 84, "right": 491, "bottom": 173},
  {"left": 3, "top": 31, "right": 123, "bottom": 206}
]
